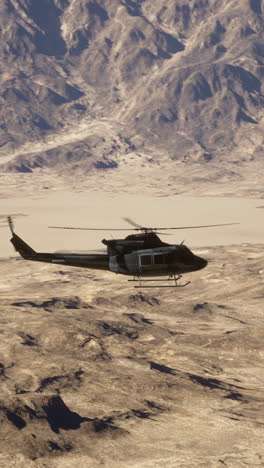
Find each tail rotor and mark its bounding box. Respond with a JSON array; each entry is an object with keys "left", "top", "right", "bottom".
[{"left": 7, "top": 216, "right": 15, "bottom": 235}]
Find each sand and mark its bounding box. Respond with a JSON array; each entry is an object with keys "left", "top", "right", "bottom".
[{"left": 0, "top": 241, "right": 263, "bottom": 467}]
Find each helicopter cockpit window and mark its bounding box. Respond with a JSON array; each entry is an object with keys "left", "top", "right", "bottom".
[
  {"left": 180, "top": 245, "right": 193, "bottom": 257},
  {"left": 140, "top": 255, "right": 152, "bottom": 266}
]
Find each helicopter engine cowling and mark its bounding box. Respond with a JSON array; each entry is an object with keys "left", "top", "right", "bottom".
[{"left": 102, "top": 239, "right": 144, "bottom": 255}]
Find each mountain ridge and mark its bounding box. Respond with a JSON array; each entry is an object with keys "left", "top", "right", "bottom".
[{"left": 0, "top": 0, "right": 263, "bottom": 185}]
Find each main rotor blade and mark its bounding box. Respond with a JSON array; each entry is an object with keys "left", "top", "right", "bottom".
[
  {"left": 49, "top": 226, "right": 137, "bottom": 231},
  {"left": 155, "top": 232, "right": 171, "bottom": 236},
  {"left": 150, "top": 223, "right": 240, "bottom": 230},
  {"left": 55, "top": 249, "right": 105, "bottom": 253},
  {"left": 122, "top": 217, "right": 144, "bottom": 229},
  {"left": 48, "top": 223, "right": 239, "bottom": 231}
]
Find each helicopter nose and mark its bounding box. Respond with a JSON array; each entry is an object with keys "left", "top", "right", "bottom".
[{"left": 197, "top": 256, "right": 208, "bottom": 270}]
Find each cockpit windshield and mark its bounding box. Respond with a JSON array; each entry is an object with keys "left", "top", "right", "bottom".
[{"left": 179, "top": 245, "right": 194, "bottom": 257}]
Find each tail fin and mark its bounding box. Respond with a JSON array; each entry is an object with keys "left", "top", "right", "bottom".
[
  {"left": 11, "top": 234, "right": 36, "bottom": 259},
  {"left": 8, "top": 216, "right": 36, "bottom": 259}
]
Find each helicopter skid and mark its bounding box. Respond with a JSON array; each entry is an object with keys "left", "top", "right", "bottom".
[{"left": 128, "top": 275, "right": 190, "bottom": 288}]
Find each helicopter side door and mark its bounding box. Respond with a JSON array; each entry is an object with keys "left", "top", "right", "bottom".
[{"left": 139, "top": 253, "right": 169, "bottom": 275}]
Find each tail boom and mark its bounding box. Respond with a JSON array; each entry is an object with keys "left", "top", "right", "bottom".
[
  {"left": 8, "top": 217, "right": 109, "bottom": 270},
  {"left": 10, "top": 233, "right": 109, "bottom": 270}
]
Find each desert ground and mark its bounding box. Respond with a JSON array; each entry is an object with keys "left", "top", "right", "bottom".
[
  {"left": 0, "top": 0, "right": 264, "bottom": 466},
  {"left": 0, "top": 186, "right": 263, "bottom": 468}
]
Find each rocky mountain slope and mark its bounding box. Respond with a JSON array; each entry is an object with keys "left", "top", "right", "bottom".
[{"left": 0, "top": 0, "right": 264, "bottom": 182}]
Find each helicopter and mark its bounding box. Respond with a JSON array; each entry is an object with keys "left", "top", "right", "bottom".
[{"left": 8, "top": 216, "right": 238, "bottom": 288}]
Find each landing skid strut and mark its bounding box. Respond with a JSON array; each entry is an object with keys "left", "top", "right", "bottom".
[{"left": 128, "top": 274, "right": 191, "bottom": 288}]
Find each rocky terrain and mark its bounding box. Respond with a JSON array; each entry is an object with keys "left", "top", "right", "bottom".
[
  {"left": 0, "top": 0, "right": 263, "bottom": 196},
  {"left": 0, "top": 243, "right": 263, "bottom": 467},
  {"left": 0, "top": 2, "right": 264, "bottom": 467}
]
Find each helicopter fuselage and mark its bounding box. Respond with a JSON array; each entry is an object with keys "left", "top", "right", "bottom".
[
  {"left": 10, "top": 231, "right": 207, "bottom": 278},
  {"left": 109, "top": 245, "right": 207, "bottom": 276}
]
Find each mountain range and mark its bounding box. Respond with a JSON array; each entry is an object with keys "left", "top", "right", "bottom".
[{"left": 0, "top": 0, "right": 263, "bottom": 183}]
